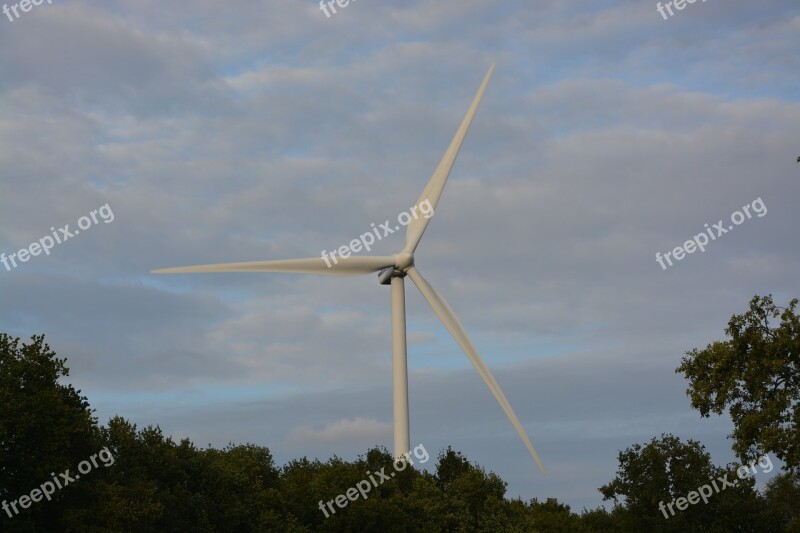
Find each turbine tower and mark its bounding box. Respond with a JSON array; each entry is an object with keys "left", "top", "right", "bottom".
[{"left": 153, "top": 64, "right": 545, "bottom": 474}]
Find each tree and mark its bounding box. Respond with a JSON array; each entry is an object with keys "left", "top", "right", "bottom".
[
  {"left": 579, "top": 506, "right": 618, "bottom": 532},
  {"left": 0, "top": 334, "right": 101, "bottom": 531},
  {"left": 599, "top": 434, "right": 766, "bottom": 532},
  {"left": 69, "top": 417, "right": 289, "bottom": 531},
  {"left": 677, "top": 295, "right": 800, "bottom": 471},
  {"left": 526, "top": 498, "right": 588, "bottom": 532},
  {"left": 763, "top": 471, "right": 800, "bottom": 532},
  {"left": 434, "top": 446, "right": 508, "bottom": 531}
]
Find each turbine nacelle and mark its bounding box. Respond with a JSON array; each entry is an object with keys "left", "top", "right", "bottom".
[
  {"left": 378, "top": 267, "right": 397, "bottom": 285},
  {"left": 379, "top": 252, "right": 415, "bottom": 284}
]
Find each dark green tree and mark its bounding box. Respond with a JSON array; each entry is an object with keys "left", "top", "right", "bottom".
[
  {"left": 0, "top": 334, "right": 101, "bottom": 531},
  {"left": 66, "top": 417, "right": 290, "bottom": 532},
  {"left": 525, "top": 498, "right": 588, "bottom": 532},
  {"left": 677, "top": 295, "right": 800, "bottom": 470},
  {"left": 578, "top": 506, "right": 618, "bottom": 532},
  {"left": 763, "top": 471, "right": 800, "bottom": 532},
  {"left": 434, "top": 446, "right": 508, "bottom": 531},
  {"left": 600, "top": 434, "right": 766, "bottom": 532}
]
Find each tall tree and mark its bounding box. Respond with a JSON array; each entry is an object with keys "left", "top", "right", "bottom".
[
  {"left": 677, "top": 295, "right": 800, "bottom": 470},
  {"left": 0, "top": 334, "right": 101, "bottom": 530}
]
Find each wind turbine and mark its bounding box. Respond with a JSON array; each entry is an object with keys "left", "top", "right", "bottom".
[{"left": 153, "top": 64, "right": 545, "bottom": 474}]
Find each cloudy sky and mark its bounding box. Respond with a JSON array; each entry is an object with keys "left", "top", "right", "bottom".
[{"left": 1, "top": 0, "right": 798, "bottom": 511}]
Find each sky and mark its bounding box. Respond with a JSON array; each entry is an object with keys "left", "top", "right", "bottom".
[{"left": 1, "top": 0, "right": 799, "bottom": 512}]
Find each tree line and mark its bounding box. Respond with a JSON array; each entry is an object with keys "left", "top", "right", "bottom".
[{"left": 1, "top": 295, "right": 798, "bottom": 531}]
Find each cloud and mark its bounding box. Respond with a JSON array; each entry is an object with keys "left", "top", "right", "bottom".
[
  {"left": 0, "top": 0, "right": 797, "bottom": 512},
  {"left": 285, "top": 417, "right": 392, "bottom": 447}
]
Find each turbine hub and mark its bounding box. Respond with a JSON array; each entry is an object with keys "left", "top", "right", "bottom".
[
  {"left": 378, "top": 252, "right": 414, "bottom": 285},
  {"left": 394, "top": 252, "right": 414, "bottom": 271}
]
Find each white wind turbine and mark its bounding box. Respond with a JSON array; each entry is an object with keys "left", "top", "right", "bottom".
[{"left": 153, "top": 64, "right": 544, "bottom": 474}]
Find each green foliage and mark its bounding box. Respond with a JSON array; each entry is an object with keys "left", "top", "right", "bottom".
[
  {"left": 3, "top": 330, "right": 798, "bottom": 531},
  {"left": 0, "top": 334, "right": 101, "bottom": 531},
  {"left": 763, "top": 471, "right": 800, "bottom": 532},
  {"left": 434, "top": 446, "right": 507, "bottom": 529},
  {"left": 66, "top": 418, "right": 286, "bottom": 531},
  {"left": 599, "top": 434, "right": 767, "bottom": 532},
  {"left": 526, "top": 498, "right": 590, "bottom": 532},
  {"left": 677, "top": 295, "right": 800, "bottom": 471},
  {"left": 578, "top": 506, "right": 617, "bottom": 532}
]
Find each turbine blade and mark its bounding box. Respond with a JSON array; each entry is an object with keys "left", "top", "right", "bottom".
[
  {"left": 404, "top": 64, "right": 494, "bottom": 254},
  {"left": 152, "top": 255, "right": 396, "bottom": 276},
  {"left": 406, "top": 266, "right": 545, "bottom": 474}
]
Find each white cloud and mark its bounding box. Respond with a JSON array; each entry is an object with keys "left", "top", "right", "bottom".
[{"left": 285, "top": 417, "right": 391, "bottom": 447}]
